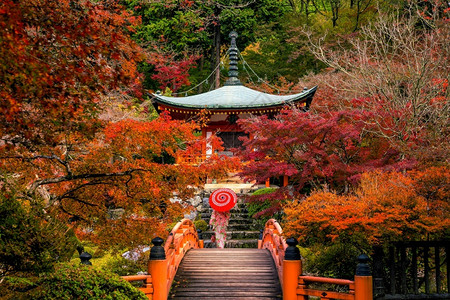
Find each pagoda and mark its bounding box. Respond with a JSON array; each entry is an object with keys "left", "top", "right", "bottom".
[{"left": 152, "top": 31, "right": 317, "bottom": 171}]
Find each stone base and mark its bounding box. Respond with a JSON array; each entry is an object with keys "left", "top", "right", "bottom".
[{"left": 203, "top": 183, "right": 257, "bottom": 193}]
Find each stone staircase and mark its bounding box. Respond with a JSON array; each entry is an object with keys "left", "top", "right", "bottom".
[{"left": 200, "top": 196, "right": 260, "bottom": 248}]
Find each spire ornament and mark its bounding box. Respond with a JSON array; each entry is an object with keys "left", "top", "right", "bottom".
[{"left": 224, "top": 31, "right": 242, "bottom": 86}]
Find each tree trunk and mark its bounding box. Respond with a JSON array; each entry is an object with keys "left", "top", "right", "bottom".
[
  {"left": 305, "top": 0, "right": 310, "bottom": 20},
  {"left": 330, "top": 0, "right": 340, "bottom": 27},
  {"left": 289, "top": 0, "right": 297, "bottom": 12},
  {"left": 354, "top": 1, "right": 360, "bottom": 31},
  {"left": 198, "top": 55, "right": 204, "bottom": 94},
  {"left": 214, "top": 23, "right": 221, "bottom": 89}
]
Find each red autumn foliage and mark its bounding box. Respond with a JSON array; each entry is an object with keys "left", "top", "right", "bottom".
[
  {"left": 0, "top": 0, "right": 146, "bottom": 146},
  {"left": 148, "top": 51, "right": 199, "bottom": 93},
  {"left": 1, "top": 114, "right": 238, "bottom": 250},
  {"left": 237, "top": 107, "right": 413, "bottom": 194}
]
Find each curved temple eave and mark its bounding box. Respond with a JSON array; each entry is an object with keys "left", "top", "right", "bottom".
[{"left": 150, "top": 86, "right": 317, "bottom": 112}]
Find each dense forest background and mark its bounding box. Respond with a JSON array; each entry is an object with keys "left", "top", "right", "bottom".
[
  {"left": 126, "top": 0, "right": 437, "bottom": 92},
  {"left": 0, "top": 0, "right": 448, "bottom": 298}
]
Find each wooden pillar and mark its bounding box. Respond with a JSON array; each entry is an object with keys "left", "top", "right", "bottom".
[
  {"left": 148, "top": 237, "right": 167, "bottom": 300},
  {"left": 354, "top": 254, "right": 373, "bottom": 300},
  {"left": 283, "top": 238, "right": 302, "bottom": 300},
  {"left": 265, "top": 178, "right": 270, "bottom": 188},
  {"left": 197, "top": 229, "right": 204, "bottom": 248},
  {"left": 258, "top": 229, "right": 263, "bottom": 249},
  {"left": 283, "top": 175, "right": 288, "bottom": 187}
]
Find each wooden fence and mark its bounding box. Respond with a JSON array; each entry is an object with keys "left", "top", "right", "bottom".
[{"left": 373, "top": 241, "right": 450, "bottom": 299}]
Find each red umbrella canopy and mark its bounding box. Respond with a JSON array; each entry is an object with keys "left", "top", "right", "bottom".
[{"left": 209, "top": 188, "right": 237, "bottom": 212}]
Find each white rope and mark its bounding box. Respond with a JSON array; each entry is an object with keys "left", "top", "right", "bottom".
[
  {"left": 237, "top": 49, "right": 282, "bottom": 94},
  {"left": 171, "top": 50, "right": 230, "bottom": 96},
  {"left": 170, "top": 47, "right": 285, "bottom": 96}
]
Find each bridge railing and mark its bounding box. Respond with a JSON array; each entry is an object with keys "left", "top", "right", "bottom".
[
  {"left": 122, "top": 218, "right": 203, "bottom": 300},
  {"left": 176, "top": 154, "right": 208, "bottom": 165},
  {"left": 259, "top": 219, "right": 287, "bottom": 286},
  {"left": 259, "top": 218, "right": 373, "bottom": 300}
]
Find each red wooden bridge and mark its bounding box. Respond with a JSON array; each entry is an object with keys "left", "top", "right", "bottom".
[{"left": 123, "top": 219, "right": 373, "bottom": 300}]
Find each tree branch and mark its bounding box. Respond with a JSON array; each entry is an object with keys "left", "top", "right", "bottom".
[{"left": 29, "top": 169, "right": 147, "bottom": 194}]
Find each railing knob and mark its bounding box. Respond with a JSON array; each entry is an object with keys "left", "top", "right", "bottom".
[
  {"left": 284, "top": 237, "right": 301, "bottom": 260},
  {"left": 150, "top": 237, "right": 166, "bottom": 260},
  {"left": 79, "top": 251, "right": 92, "bottom": 265},
  {"left": 197, "top": 229, "right": 203, "bottom": 240},
  {"left": 356, "top": 254, "right": 371, "bottom": 276}
]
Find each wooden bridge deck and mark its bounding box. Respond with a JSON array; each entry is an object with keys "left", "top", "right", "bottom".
[{"left": 168, "top": 248, "right": 282, "bottom": 300}]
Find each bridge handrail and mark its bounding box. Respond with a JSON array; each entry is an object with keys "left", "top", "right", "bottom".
[
  {"left": 259, "top": 219, "right": 287, "bottom": 286},
  {"left": 299, "top": 275, "right": 354, "bottom": 286},
  {"left": 164, "top": 218, "right": 202, "bottom": 291},
  {"left": 259, "top": 218, "right": 372, "bottom": 300},
  {"left": 122, "top": 218, "right": 203, "bottom": 300}
]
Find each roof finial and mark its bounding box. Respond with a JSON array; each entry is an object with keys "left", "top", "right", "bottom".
[{"left": 224, "top": 31, "right": 242, "bottom": 86}]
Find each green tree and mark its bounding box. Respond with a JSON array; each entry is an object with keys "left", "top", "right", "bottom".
[
  {"left": 0, "top": 189, "right": 78, "bottom": 277},
  {"left": 125, "top": 0, "right": 293, "bottom": 91}
]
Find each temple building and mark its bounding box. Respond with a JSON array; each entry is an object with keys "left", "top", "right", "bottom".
[{"left": 152, "top": 31, "right": 317, "bottom": 186}]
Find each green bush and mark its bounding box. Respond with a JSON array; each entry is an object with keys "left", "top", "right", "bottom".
[
  {"left": 251, "top": 187, "right": 278, "bottom": 197},
  {"left": 0, "top": 192, "right": 79, "bottom": 275},
  {"left": 166, "top": 221, "right": 178, "bottom": 232},
  {"left": 247, "top": 188, "right": 278, "bottom": 218},
  {"left": 27, "top": 263, "right": 147, "bottom": 300},
  {"left": 194, "top": 219, "right": 208, "bottom": 232},
  {"left": 246, "top": 188, "right": 279, "bottom": 227},
  {"left": 303, "top": 243, "right": 361, "bottom": 279},
  {"left": 103, "top": 253, "right": 147, "bottom": 276}
]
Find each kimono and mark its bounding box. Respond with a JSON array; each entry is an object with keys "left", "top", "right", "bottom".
[{"left": 209, "top": 210, "right": 230, "bottom": 249}]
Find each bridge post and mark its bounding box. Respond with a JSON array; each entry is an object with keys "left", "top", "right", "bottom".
[
  {"left": 258, "top": 229, "right": 263, "bottom": 249},
  {"left": 283, "top": 237, "right": 302, "bottom": 300},
  {"left": 149, "top": 237, "right": 167, "bottom": 300},
  {"left": 197, "top": 229, "right": 204, "bottom": 248},
  {"left": 354, "top": 254, "right": 373, "bottom": 300}
]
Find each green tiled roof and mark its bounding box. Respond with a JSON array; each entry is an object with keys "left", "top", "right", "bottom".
[{"left": 152, "top": 85, "right": 317, "bottom": 110}]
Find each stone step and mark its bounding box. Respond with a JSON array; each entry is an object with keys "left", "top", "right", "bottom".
[
  {"left": 228, "top": 220, "right": 254, "bottom": 225},
  {"left": 226, "top": 217, "right": 254, "bottom": 224},
  {"left": 200, "top": 209, "right": 249, "bottom": 216},
  {"left": 225, "top": 239, "right": 258, "bottom": 248},
  {"left": 227, "top": 223, "right": 258, "bottom": 231},
  {"left": 200, "top": 207, "right": 248, "bottom": 214},
  {"left": 203, "top": 184, "right": 257, "bottom": 194},
  {"left": 203, "top": 239, "right": 259, "bottom": 249},
  {"left": 201, "top": 222, "right": 256, "bottom": 231},
  {"left": 200, "top": 202, "right": 248, "bottom": 209},
  {"left": 202, "top": 230, "right": 260, "bottom": 240},
  {"left": 200, "top": 212, "right": 249, "bottom": 219}
]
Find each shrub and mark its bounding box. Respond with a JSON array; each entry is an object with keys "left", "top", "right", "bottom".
[
  {"left": 245, "top": 188, "right": 285, "bottom": 226},
  {"left": 252, "top": 187, "right": 278, "bottom": 197},
  {"left": 0, "top": 192, "right": 79, "bottom": 276},
  {"left": 194, "top": 219, "right": 208, "bottom": 232},
  {"left": 27, "top": 263, "right": 147, "bottom": 300},
  {"left": 303, "top": 241, "right": 362, "bottom": 279},
  {"left": 246, "top": 188, "right": 278, "bottom": 219},
  {"left": 103, "top": 253, "right": 148, "bottom": 277}
]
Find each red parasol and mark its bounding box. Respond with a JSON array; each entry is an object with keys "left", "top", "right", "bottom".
[{"left": 209, "top": 188, "right": 237, "bottom": 212}]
